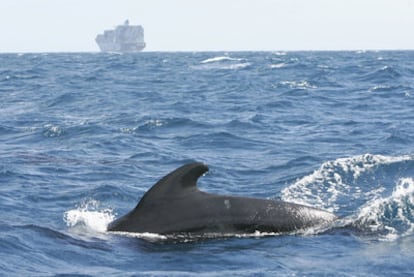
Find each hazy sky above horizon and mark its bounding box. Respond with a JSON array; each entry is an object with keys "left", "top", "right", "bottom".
[{"left": 1, "top": 0, "right": 414, "bottom": 52}]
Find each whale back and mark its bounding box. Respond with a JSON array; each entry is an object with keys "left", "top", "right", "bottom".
[{"left": 107, "top": 162, "right": 337, "bottom": 235}]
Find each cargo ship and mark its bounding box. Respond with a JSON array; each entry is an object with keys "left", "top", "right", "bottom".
[{"left": 95, "top": 20, "right": 145, "bottom": 53}]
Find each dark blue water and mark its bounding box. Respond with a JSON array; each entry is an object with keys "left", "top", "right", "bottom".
[{"left": 1, "top": 51, "right": 414, "bottom": 276}]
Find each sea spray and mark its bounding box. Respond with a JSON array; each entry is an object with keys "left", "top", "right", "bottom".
[
  {"left": 281, "top": 154, "right": 413, "bottom": 212},
  {"left": 64, "top": 199, "right": 115, "bottom": 234},
  {"left": 354, "top": 177, "right": 414, "bottom": 240}
]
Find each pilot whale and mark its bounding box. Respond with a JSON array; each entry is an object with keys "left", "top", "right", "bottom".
[{"left": 108, "top": 162, "right": 337, "bottom": 236}]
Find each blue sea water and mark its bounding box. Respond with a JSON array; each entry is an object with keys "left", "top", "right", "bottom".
[{"left": 1, "top": 51, "right": 414, "bottom": 276}]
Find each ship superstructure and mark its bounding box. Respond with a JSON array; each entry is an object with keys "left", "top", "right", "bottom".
[{"left": 95, "top": 20, "right": 145, "bottom": 53}]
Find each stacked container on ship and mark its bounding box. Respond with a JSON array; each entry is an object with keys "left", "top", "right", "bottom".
[{"left": 95, "top": 20, "right": 145, "bottom": 53}]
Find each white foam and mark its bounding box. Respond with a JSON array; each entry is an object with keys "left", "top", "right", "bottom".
[
  {"left": 43, "top": 124, "right": 64, "bottom": 137},
  {"left": 110, "top": 231, "right": 168, "bottom": 242},
  {"left": 63, "top": 199, "right": 115, "bottom": 234},
  {"left": 270, "top": 63, "right": 286, "bottom": 69},
  {"left": 225, "top": 63, "right": 251, "bottom": 70},
  {"left": 369, "top": 84, "right": 391, "bottom": 92},
  {"left": 354, "top": 177, "right": 414, "bottom": 241},
  {"left": 110, "top": 226, "right": 335, "bottom": 242},
  {"left": 280, "top": 80, "right": 317, "bottom": 90},
  {"left": 194, "top": 62, "right": 251, "bottom": 70},
  {"left": 109, "top": 230, "right": 283, "bottom": 242},
  {"left": 281, "top": 154, "right": 413, "bottom": 212},
  {"left": 194, "top": 56, "right": 251, "bottom": 70},
  {"left": 200, "top": 56, "right": 243, "bottom": 64}
]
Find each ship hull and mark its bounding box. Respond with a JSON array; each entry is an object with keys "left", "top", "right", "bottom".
[{"left": 96, "top": 43, "right": 146, "bottom": 53}]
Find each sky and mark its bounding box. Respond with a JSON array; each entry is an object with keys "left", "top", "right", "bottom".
[{"left": 1, "top": 0, "right": 414, "bottom": 52}]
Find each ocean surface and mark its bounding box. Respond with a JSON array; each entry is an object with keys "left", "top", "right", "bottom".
[{"left": 1, "top": 51, "right": 414, "bottom": 276}]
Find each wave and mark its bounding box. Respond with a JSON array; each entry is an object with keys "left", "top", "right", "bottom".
[
  {"left": 200, "top": 56, "right": 244, "bottom": 64},
  {"left": 43, "top": 124, "right": 65, "bottom": 138},
  {"left": 281, "top": 153, "right": 414, "bottom": 240},
  {"left": 360, "top": 65, "right": 402, "bottom": 83},
  {"left": 194, "top": 56, "right": 250, "bottom": 70},
  {"left": 279, "top": 80, "right": 317, "bottom": 90},
  {"left": 352, "top": 177, "right": 414, "bottom": 240},
  {"left": 282, "top": 154, "right": 412, "bottom": 209},
  {"left": 195, "top": 63, "right": 251, "bottom": 71},
  {"left": 269, "top": 63, "right": 286, "bottom": 69},
  {"left": 63, "top": 199, "right": 114, "bottom": 238}
]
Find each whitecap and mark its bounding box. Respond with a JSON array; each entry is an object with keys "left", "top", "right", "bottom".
[
  {"left": 43, "top": 124, "right": 64, "bottom": 137},
  {"left": 193, "top": 62, "right": 251, "bottom": 71},
  {"left": 224, "top": 62, "right": 251, "bottom": 70},
  {"left": 194, "top": 55, "right": 251, "bottom": 70},
  {"left": 269, "top": 63, "right": 286, "bottom": 69},
  {"left": 280, "top": 80, "right": 317, "bottom": 90},
  {"left": 281, "top": 154, "right": 414, "bottom": 240},
  {"left": 200, "top": 56, "right": 243, "bottom": 64},
  {"left": 63, "top": 199, "right": 115, "bottom": 236},
  {"left": 353, "top": 177, "right": 414, "bottom": 241},
  {"left": 281, "top": 154, "right": 413, "bottom": 212}
]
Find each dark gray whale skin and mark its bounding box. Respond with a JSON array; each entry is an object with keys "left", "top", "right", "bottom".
[{"left": 107, "top": 162, "right": 336, "bottom": 235}]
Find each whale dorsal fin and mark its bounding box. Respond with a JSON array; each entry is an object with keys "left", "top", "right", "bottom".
[{"left": 137, "top": 162, "right": 209, "bottom": 205}]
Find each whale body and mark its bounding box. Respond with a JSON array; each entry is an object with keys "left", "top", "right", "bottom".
[{"left": 108, "top": 162, "right": 336, "bottom": 236}]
